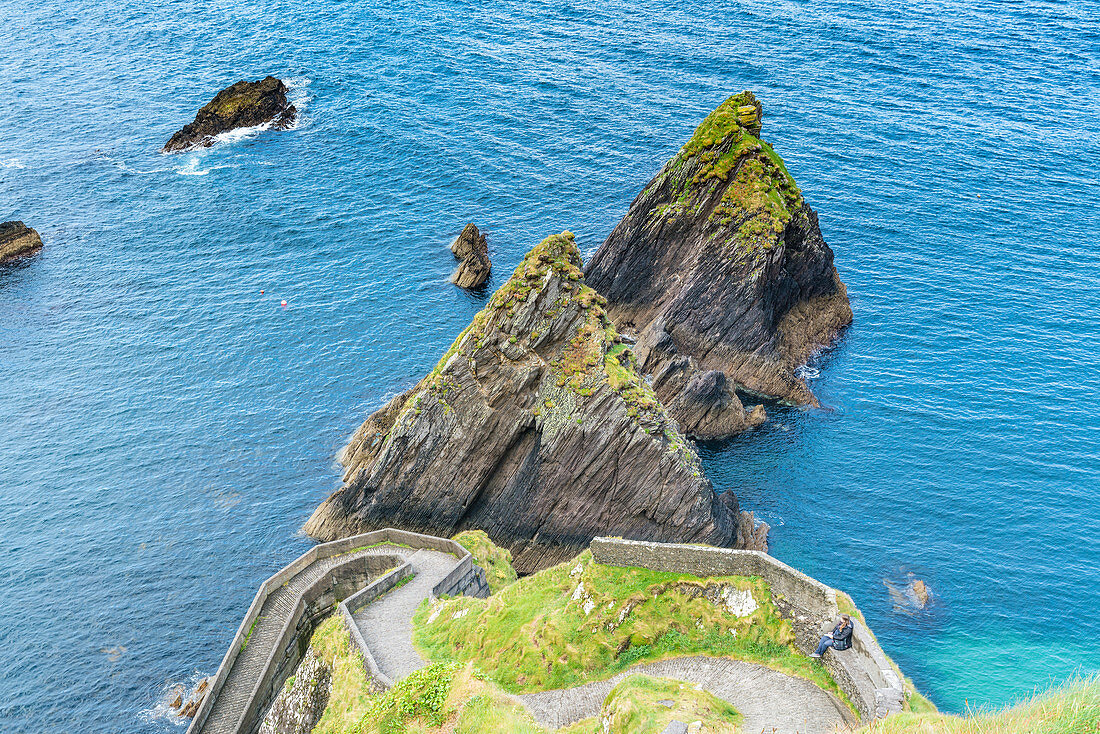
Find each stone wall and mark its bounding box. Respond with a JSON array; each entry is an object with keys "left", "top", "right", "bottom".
[
  {"left": 188, "top": 527, "right": 489, "bottom": 734},
  {"left": 590, "top": 537, "right": 905, "bottom": 722}
]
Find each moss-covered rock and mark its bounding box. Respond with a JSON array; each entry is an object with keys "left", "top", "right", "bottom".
[
  {"left": 586, "top": 91, "right": 852, "bottom": 412},
  {"left": 162, "top": 76, "right": 296, "bottom": 152},
  {"left": 306, "top": 232, "right": 749, "bottom": 572},
  {"left": 454, "top": 530, "right": 517, "bottom": 594},
  {"left": 0, "top": 221, "right": 43, "bottom": 264}
]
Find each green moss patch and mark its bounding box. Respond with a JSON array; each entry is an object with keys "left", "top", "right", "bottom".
[
  {"left": 561, "top": 674, "right": 742, "bottom": 734},
  {"left": 412, "top": 551, "right": 843, "bottom": 701},
  {"left": 453, "top": 530, "right": 518, "bottom": 594}
]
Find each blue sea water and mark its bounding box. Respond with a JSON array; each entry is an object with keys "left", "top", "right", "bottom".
[{"left": 2, "top": 0, "right": 1099, "bottom": 730}]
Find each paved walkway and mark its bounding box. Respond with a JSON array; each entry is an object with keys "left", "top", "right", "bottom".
[
  {"left": 198, "top": 546, "right": 400, "bottom": 734},
  {"left": 517, "top": 656, "right": 856, "bottom": 734},
  {"left": 352, "top": 549, "right": 460, "bottom": 682}
]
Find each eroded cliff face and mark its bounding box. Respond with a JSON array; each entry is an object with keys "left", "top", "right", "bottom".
[
  {"left": 306, "top": 232, "right": 749, "bottom": 572},
  {"left": 163, "top": 76, "right": 296, "bottom": 153},
  {"left": 585, "top": 92, "right": 852, "bottom": 418}
]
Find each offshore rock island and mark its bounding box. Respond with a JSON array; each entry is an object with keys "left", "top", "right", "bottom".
[
  {"left": 163, "top": 76, "right": 296, "bottom": 153},
  {"left": 0, "top": 221, "right": 43, "bottom": 263},
  {"left": 305, "top": 232, "right": 757, "bottom": 573},
  {"left": 587, "top": 92, "right": 852, "bottom": 422}
]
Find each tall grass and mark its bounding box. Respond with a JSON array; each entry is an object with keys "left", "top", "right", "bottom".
[{"left": 862, "top": 677, "right": 1100, "bottom": 734}]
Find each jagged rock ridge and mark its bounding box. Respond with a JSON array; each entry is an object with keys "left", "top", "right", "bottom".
[
  {"left": 306, "top": 232, "right": 757, "bottom": 572},
  {"left": 585, "top": 91, "right": 852, "bottom": 423},
  {"left": 163, "top": 76, "right": 296, "bottom": 153},
  {"left": 450, "top": 223, "right": 491, "bottom": 288},
  {"left": 0, "top": 221, "right": 43, "bottom": 263}
]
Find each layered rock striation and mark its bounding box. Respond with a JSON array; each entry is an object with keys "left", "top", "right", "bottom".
[
  {"left": 585, "top": 92, "right": 852, "bottom": 422},
  {"left": 0, "top": 221, "right": 43, "bottom": 263},
  {"left": 306, "top": 233, "right": 755, "bottom": 572},
  {"left": 450, "top": 223, "right": 492, "bottom": 288},
  {"left": 163, "top": 76, "right": 296, "bottom": 153}
]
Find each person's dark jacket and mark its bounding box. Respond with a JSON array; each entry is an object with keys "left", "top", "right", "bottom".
[{"left": 832, "top": 621, "right": 854, "bottom": 651}]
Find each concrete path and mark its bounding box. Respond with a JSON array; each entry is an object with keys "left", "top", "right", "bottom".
[
  {"left": 517, "top": 656, "right": 856, "bottom": 734},
  {"left": 352, "top": 549, "right": 460, "bottom": 682},
  {"left": 199, "top": 546, "right": 399, "bottom": 734}
]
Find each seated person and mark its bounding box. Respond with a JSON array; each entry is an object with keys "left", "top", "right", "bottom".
[{"left": 810, "top": 613, "right": 853, "bottom": 658}]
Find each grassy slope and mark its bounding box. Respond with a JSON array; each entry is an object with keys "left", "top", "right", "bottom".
[
  {"left": 860, "top": 677, "right": 1100, "bottom": 734},
  {"left": 560, "top": 674, "right": 743, "bottom": 734},
  {"left": 453, "top": 529, "right": 518, "bottom": 594},
  {"left": 412, "top": 549, "right": 845, "bottom": 703}
]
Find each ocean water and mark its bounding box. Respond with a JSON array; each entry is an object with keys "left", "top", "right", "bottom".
[{"left": 2, "top": 0, "right": 1099, "bottom": 730}]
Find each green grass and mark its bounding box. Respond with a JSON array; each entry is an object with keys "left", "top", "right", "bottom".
[
  {"left": 453, "top": 530, "right": 518, "bottom": 594},
  {"left": 310, "top": 616, "right": 376, "bottom": 734},
  {"left": 860, "top": 677, "right": 1100, "bottom": 734},
  {"left": 412, "top": 550, "right": 846, "bottom": 704},
  {"left": 561, "top": 674, "right": 742, "bottom": 734}
]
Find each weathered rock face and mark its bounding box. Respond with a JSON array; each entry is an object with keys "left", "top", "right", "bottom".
[
  {"left": 450, "top": 223, "right": 491, "bottom": 288},
  {"left": 163, "top": 76, "right": 296, "bottom": 153},
  {"left": 307, "top": 232, "right": 751, "bottom": 572},
  {"left": 0, "top": 221, "right": 43, "bottom": 263},
  {"left": 585, "top": 92, "right": 852, "bottom": 414},
  {"left": 258, "top": 648, "right": 331, "bottom": 734}
]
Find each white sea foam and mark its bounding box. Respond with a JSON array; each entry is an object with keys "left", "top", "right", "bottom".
[
  {"left": 794, "top": 364, "right": 821, "bottom": 380},
  {"left": 138, "top": 670, "right": 207, "bottom": 729},
  {"left": 0, "top": 158, "right": 26, "bottom": 169}
]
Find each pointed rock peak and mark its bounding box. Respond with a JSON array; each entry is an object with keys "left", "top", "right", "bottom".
[
  {"left": 585, "top": 93, "right": 851, "bottom": 413},
  {"left": 307, "top": 231, "right": 749, "bottom": 572},
  {"left": 682, "top": 91, "right": 764, "bottom": 157}
]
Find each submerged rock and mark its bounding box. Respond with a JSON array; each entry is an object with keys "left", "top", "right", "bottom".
[
  {"left": 585, "top": 91, "right": 852, "bottom": 418},
  {"left": 163, "top": 76, "right": 296, "bottom": 153},
  {"left": 0, "top": 221, "right": 43, "bottom": 263},
  {"left": 307, "top": 232, "right": 752, "bottom": 572},
  {"left": 450, "top": 223, "right": 491, "bottom": 288}
]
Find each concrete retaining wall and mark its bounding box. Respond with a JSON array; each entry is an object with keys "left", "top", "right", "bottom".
[
  {"left": 590, "top": 537, "right": 905, "bottom": 722},
  {"left": 189, "top": 528, "right": 490, "bottom": 734}
]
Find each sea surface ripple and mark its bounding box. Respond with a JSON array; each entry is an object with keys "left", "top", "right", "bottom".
[{"left": 2, "top": 0, "right": 1099, "bottom": 730}]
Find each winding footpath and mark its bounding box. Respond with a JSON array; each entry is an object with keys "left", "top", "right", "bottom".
[
  {"left": 199, "top": 546, "right": 399, "bottom": 734},
  {"left": 517, "top": 656, "right": 856, "bottom": 734},
  {"left": 352, "top": 549, "right": 458, "bottom": 681}
]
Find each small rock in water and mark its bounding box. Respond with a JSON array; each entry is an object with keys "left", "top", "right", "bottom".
[
  {"left": 163, "top": 76, "right": 296, "bottom": 153},
  {"left": 0, "top": 221, "right": 44, "bottom": 264},
  {"left": 910, "top": 578, "right": 931, "bottom": 607},
  {"left": 450, "top": 223, "right": 491, "bottom": 288},
  {"left": 169, "top": 692, "right": 183, "bottom": 710}
]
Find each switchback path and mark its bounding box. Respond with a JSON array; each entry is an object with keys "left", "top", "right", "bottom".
[
  {"left": 352, "top": 549, "right": 461, "bottom": 682},
  {"left": 516, "top": 656, "right": 856, "bottom": 734},
  {"left": 199, "top": 546, "right": 401, "bottom": 734}
]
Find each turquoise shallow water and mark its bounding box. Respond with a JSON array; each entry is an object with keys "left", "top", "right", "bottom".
[{"left": 2, "top": 0, "right": 1099, "bottom": 730}]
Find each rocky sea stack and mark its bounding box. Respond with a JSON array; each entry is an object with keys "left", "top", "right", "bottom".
[
  {"left": 306, "top": 232, "right": 759, "bottom": 572},
  {"left": 450, "top": 223, "right": 491, "bottom": 288},
  {"left": 0, "top": 221, "right": 43, "bottom": 263},
  {"left": 586, "top": 91, "right": 852, "bottom": 421},
  {"left": 163, "top": 76, "right": 296, "bottom": 153}
]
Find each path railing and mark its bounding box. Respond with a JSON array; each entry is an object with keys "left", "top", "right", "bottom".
[{"left": 187, "top": 528, "right": 482, "bottom": 734}]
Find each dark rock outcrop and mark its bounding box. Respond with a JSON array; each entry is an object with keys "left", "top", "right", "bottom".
[
  {"left": 585, "top": 91, "right": 852, "bottom": 418},
  {"left": 306, "top": 232, "right": 754, "bottom": 572},
  {"left": 0, "top": 221, "right": 43, "bottom": 263},
  {"left": 163, "top": 76, "right": 296, "bottom": 153},
  {"left": 450, "top": 223, "right": 491, "bottom": 288}
]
